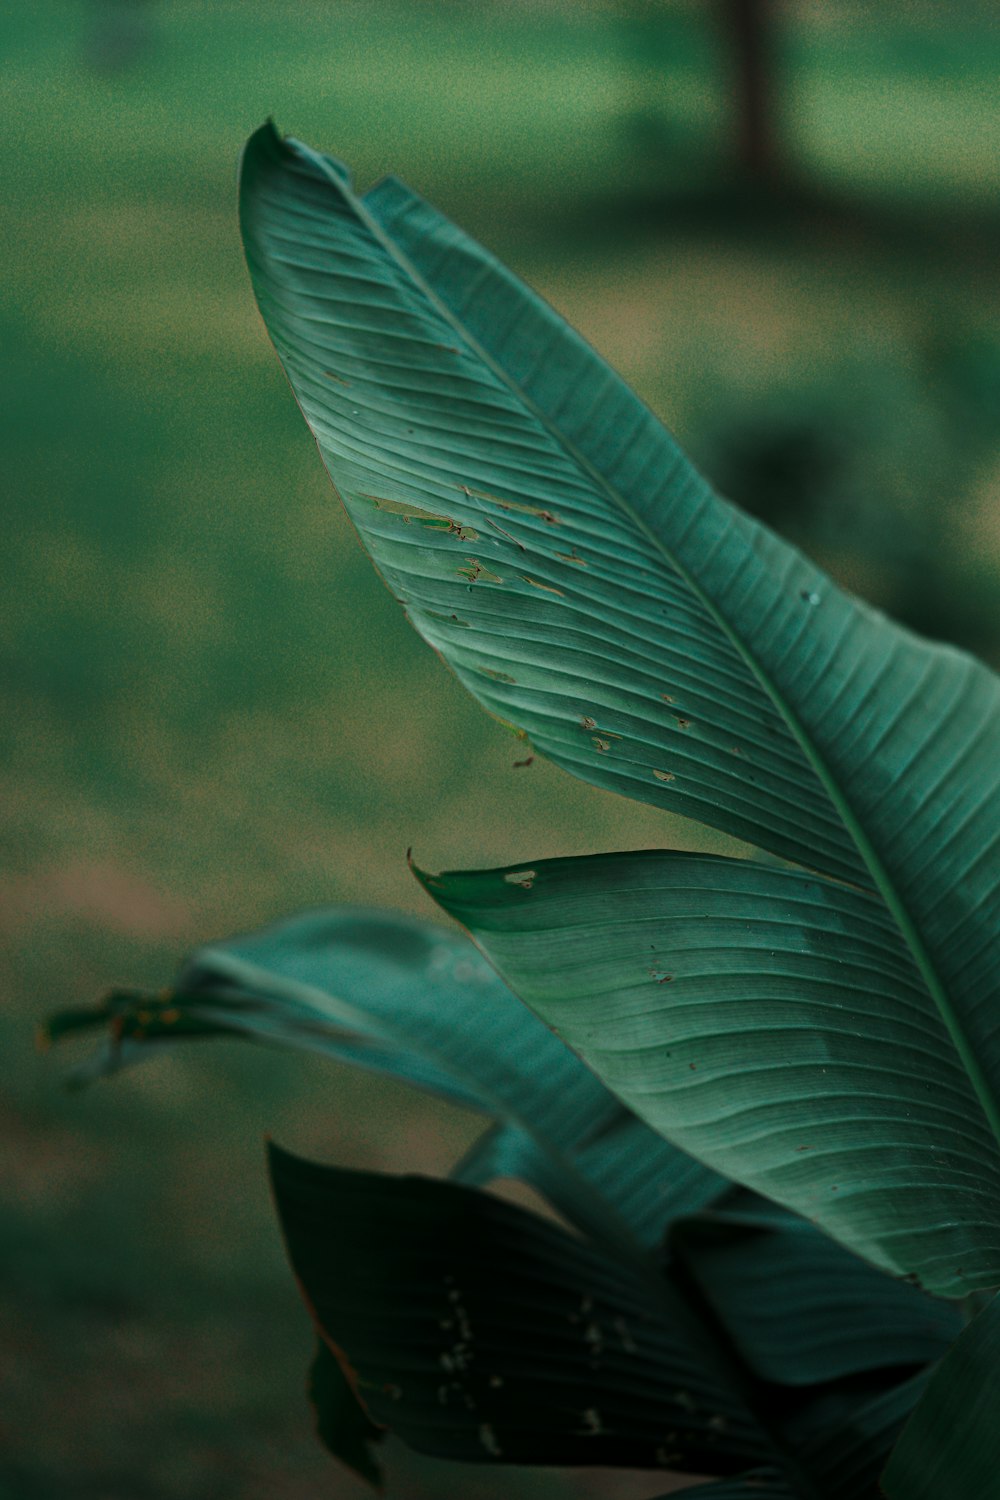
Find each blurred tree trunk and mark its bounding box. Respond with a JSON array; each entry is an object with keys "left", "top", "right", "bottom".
[
  {"left": 83, "top": 0, "right": 158, "bottom": 75},
  {"left": 721, "top": 0, "right": 780, "bottom": 184}
]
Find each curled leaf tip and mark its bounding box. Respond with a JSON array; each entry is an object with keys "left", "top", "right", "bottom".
[{"left": 407, "top": 853, "right": 442, "bottom": 892}]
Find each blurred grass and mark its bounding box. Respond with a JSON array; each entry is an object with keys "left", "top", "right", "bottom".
[{"left": 4, "top": 2, "right": 1000, "bottom": 1496}]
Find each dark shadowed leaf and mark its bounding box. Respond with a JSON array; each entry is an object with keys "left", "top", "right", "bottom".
[
  {"left": 881, "top": 1294, "right": 1000, "bottom": 1500},
  {"left": 267, "top": 1143, "right": 771, "bottom": 1477}
]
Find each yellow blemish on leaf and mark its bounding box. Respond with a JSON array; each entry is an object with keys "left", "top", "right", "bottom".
[
  {"left": 653, "top": 769, "right": 675, "bottom": 782},
  {"left": 503, "top": 869, "right": 536, "bottom": 890},
  {"left": 458, "top": 559, "right": 504, "bottom": 584},
  {"left": 494, "top": 717, "right": 529, "bottom": 739},
  {"left": 459, "top": 483, "right": 562, "bottom": 525},
  {"left": 361, "top": 494, "right": 479, "bottom": 540},
  {"left": 522, "top": 576, "right": 565, "bottom": 596}
]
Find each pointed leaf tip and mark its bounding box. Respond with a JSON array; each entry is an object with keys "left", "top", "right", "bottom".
[
  {"left": 240, "top": 120, "right": 354, "bottom": 201},
  {"left": 407, "top": 853, "right": 445, "bottom": 898}
]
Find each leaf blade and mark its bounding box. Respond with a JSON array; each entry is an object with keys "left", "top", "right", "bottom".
[
  {"left": 239, "top": 124, "right": 1000, "bottom": 1175},
  {"left": 421, "top": 849, "right": 1000, "bottom": 1294},
  {"left": 268, "top": 1144, "right": 770, "bottom": 1476}
]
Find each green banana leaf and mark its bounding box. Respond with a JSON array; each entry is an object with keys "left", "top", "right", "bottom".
[
  {"left": 268, "top": 1144, "right": 769, "bottom": 1478},
  {"left": 881, "top": 1294, "right": 1000, "bottom": 1500},
  {"left": 422, "top": 849, "right": 1000, "bottom": 1295},
  {"left": 238, "top": 124, "right": 1000, "bottom": 1295},
  {"left": 43, "top": 905, "right": 726, "bottom": 1263}
]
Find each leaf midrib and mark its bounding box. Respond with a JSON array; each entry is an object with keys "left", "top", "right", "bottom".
[{"left": 276, "top": 134, "right": 1000, "bottom": 1154}]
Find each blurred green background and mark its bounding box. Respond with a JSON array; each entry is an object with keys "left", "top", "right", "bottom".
[{"left": 4, "top": 2, "right": 1000, "bottom": 1496}]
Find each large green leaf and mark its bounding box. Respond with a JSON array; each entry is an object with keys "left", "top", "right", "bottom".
[
  {"left": 267, "top": 1144, "right": 770, "bottom": 1478},
  {"left": 238, "top": 123, "right": 1000, "bottom": 1291},
  {"left": 44, "top": 905, "right": 726, "bottom": 1262},
  {"left": 422, "top": 850, "right": 1000, "bottom": 1295},
  {"left": 239, "top": 124, "right": 857, "bottom": 883},
  {"left": 881, "top": 1294, "right": 1000, "bottom": 1500}
]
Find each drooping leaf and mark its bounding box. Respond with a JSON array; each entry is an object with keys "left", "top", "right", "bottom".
[
  {"left": 43, "top": 906, "right": 726, "bottom": 1261},
  {"left": 421, "top": 849, "right": 1000, "bottom": 1296},
  {"left": 267, "top": 1144, "right": 771, "bottom": 1478},
  {"left": 239, "top": 124, "right": 1000, "bottom": 1289},
  {"left": 309, "top": 1337, "right": 384, "bottom": 1489},
  {"left": 881, "top": 1294, "right": 1000, "bottom": 1500}
]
